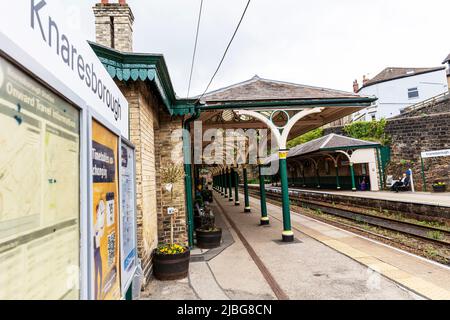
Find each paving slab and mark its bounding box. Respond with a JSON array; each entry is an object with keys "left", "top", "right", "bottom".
[
  {"left": 216, "top": 193, "right": 421, "bottom": 300},
  {"left": 245, "top": 193, "right": 450, "bottom": 300}
]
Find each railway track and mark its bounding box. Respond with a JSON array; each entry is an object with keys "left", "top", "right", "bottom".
[{"left": 246, "top": 188, "right": 450, "bottom": 249}]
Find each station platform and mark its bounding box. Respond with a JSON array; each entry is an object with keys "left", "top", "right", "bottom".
[
  {"left": 250, "top": 184, "right": 450, "bottom": 208},
  {"left": 143, "top": 191, "right": 450, "bottom": 300}
]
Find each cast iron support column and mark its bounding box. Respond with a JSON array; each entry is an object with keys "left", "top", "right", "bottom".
[
  {"left": 243, "top": 166, "right": 251, "bottom": 212},
  {"left": 183, "top": 118, "right": 197, "bottom": 248},
  {"left": 228, "top": 167, "right": 233, "bottom": 201},
  {"left": 258, "top": 160, "right": 269, "bottom": 225},
  {"left": 350, "top": 162, "right": 356, "bottom": 191},
  {"left": 234, "top": 168, "right": 240, "bottom": 206},
  {"left": 222, "top": 171, "right": 225, "bottom": 194},
  {"left": 279, "top": 150, "right": 294, "bottom": 242},
  {"left": 224, "top": 169, "right": 228, "bottom": 198},
  {"left": 302, "top": 167, "right": 306, "bottom": 187},
  {"left": 316, "top": 165, "right": 321, "bottom": 189},
  {"left": 335, "top": 165, "right": 341, "bottom": 190}
]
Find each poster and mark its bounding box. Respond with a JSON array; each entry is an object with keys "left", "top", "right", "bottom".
[
  {"left": 120, "top": 143, "right": 137, "bottom": 293},
  {"left": 92, "top": 120, "right": 121, "bottom": 300},
  {"left": 0, "top": 55, "right": 80, "bottom": 299}
]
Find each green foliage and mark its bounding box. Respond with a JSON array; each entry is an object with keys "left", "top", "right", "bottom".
[
  {"left": 287, "top": 128, "right": 324, "bottom": 148},
  {"left": 342, "top": 119, "right": 390, "bottom": 145}
]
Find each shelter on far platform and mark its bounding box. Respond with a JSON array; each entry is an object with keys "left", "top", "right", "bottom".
[{"left": 264, "top": 134, "right": 384, "bottom": 191}]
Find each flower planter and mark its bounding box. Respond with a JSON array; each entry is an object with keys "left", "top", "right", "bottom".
[
  {"left": 153, "top": 249, "right": 190, "bottom": 281},
  {"left": 432, "top": 185, "right": 447, "bottom": 193},
  {"left": 195, "top": 228, "right": 222, "bottom": 249}
]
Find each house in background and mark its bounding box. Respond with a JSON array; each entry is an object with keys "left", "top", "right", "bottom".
[
  {"left": 442, "top": 53, "right": 450, "bottom": 88},
  {"left": 352, "top": 66, "right": 448, "bottom": 121}
]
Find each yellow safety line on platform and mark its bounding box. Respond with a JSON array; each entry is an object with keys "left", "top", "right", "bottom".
[{"left": 245, "top": 193, "right": 450, "bottom": 300}]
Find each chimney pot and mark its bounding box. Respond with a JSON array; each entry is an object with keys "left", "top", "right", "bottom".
[
  {"left": 362, "top": 75, "right": 369, "bottom": 86},
  {"left": 353, "top": 80, "right": 359, "bottom": 93}
]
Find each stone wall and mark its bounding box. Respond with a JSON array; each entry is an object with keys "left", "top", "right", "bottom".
[
  {"left": 323, "top": 97, "right": 450, "bottom": 191},
  {"left": 385, "top": 112, "right": 450, "bottom": 191}
]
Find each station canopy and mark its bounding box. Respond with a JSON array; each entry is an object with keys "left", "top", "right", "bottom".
[{"left": 194, "top": 76, "right": 376, "bottom": 152}]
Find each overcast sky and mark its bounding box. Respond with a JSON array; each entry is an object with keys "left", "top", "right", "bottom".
[{"left": 62, "top": 0, "right": 450, "bottom": 98}]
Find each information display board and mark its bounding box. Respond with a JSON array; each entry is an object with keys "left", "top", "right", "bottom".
[
  {"left": 0, "top": 55, "right": 80, "bottom": 299},
  {"left": 92, "top": 120, "right": 121, "bottom": 300},
  {"left": 120, "top": 142, "right": 137, "bottom": 293}
]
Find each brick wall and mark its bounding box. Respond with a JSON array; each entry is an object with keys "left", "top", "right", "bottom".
[
  {"left": 155, "top": 108, "right": 188, "bottom": 245},
  {"left": 93, "top": 3, "right": 134, "bottom": 52},
  {"left": 117, "top": 81, "right": 187, "bottom": 283}
]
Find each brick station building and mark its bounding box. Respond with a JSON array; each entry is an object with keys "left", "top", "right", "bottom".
[{"left": 92, "top": 0, "right": 195, "bottom": 284}]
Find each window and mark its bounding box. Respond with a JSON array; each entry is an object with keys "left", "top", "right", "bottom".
[{"left": 408, "top": 87, "right": 419, "bottom": 99}]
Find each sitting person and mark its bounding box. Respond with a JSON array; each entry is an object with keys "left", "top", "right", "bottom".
[
  {"left": 360, "top": 177, "right": 367, "bottom": 191},
  {"left": 391, "top": 173, "right": 410, "bottom": 192}
]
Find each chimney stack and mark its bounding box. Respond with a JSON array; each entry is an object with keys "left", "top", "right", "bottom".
[
  {"left": 352, "top": 79, "right": 359, "bottom": 93},
  {"left": 93, "top": 0, "right": 134, "bottom": 52}
]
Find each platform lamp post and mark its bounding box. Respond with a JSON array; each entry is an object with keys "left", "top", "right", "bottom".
[
  {"left": 349, "top": 162, "right": 357, "bottom": 191},
  {"left": 258, "top": 158, "right": 269, "bottom": 225},
  {"left": 233, "top": 167, "right": 240, "bottom": 206},
  {"left": 243, "top": 165, "right": 251, "bottom": 213},
  {"left": 279, "top": 150, "right": 294, "bottom": 242},
  {"left": 335, "top": 165, "right": 341, "bottom": 190},
  {"left": 227, "top": 166, "right": 233, "bottom": 201}
]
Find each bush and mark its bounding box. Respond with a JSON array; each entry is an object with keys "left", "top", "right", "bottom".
[
  {"left": 343, "top": 119, "right": 390, "bottom": 145},
  {"left": 287, "top": 128, "right": 324, "bottom": 148}
]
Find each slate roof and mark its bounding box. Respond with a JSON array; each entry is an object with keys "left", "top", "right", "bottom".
[
  {"left": 443, "top": 53, "right": 450, "bottom": 64},
  {"left": 201, "top": 75, "right": 360, "bottom": 103},
  {"left": 264, "top": 134, "right": 380, "bottom": 164},
  {"left": 360, "top": 67, "right": 446, "bottom": 90}
]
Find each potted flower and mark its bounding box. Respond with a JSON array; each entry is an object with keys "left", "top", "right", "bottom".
[
  {"left": 153, "top": 165, "right": 190, "bottom": 280},
  {"left": 195, "top": 203, "right": 222, "bottom": 249},
  {"left": 432, "top": 181, "right": 447, "bottom": 192},
  {"left": 153, "top": 244, "right": 190, "bottom": 281}
]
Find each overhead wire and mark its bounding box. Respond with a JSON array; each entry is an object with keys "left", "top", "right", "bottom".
[
  {"left": 186, "top": 0, "right": 204, "bottom": 99},
  {"left": 195, "top": 0, "right": 252, "bottom": 104}
]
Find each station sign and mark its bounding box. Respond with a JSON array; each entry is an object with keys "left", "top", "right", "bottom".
[
  {"left": 0, "top": 0, "right": 129, "bottom": 138},
  {"left": 421, "top": 149, "right": 450, "bottom": 159}
]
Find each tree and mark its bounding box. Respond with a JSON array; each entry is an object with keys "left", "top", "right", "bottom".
[{"left": 287, "top": 128, "right": 324, "bottom": 148}]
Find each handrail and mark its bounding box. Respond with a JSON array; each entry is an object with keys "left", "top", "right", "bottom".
[{"left": 401, "top": 91, "right": 450, "bottom": 114}]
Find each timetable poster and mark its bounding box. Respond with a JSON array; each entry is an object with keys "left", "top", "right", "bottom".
[
  {"left": 120, "top": 143, "right": 137, "bottom": 293},
  {"left": 92, "top": 120, "right": 121, "bottom": 300}
]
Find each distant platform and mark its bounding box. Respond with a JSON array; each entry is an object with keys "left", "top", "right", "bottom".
[{"left": 249, "top": 184, "right": 450, "bottom": 208}]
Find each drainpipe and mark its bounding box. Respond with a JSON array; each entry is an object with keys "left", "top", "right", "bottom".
[{"left": 183, "top": 109, "right": 200, "bottom": 248}]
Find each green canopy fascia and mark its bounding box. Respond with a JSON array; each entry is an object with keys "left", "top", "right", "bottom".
[{"left": 90, "top": 42, "right": 196, "bottom": 116}]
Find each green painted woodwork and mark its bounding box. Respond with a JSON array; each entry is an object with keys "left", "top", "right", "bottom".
[
  {"left": 258, "top": 164, "right": 269, "bottom": 222},
  {"left": 243, "top": 167, "right": 250, "bottom": 210},
  {"left": 335, "top": 165, "right": 341, "bottom": 189},
  {"left": 279, "top": 157, "right": 293, "bottom": 240},
  {"left": 350, "top": 163, "right": 356, "bottom": 191}
]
